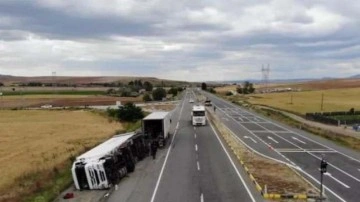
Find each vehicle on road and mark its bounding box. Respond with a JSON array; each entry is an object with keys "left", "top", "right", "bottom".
[
  {"left": 71, "top": 132, "right": 148, "bottom": 190},
  {"left": 142, "top": 111, "right": 171, "bottom": 147},
  {"left": 204, "top": 98, "right": 212, "bottom": 106},
  {"left": 191, "top": 105, "right": 206, "bottom": 126},
  {"left": 189, "top": 99, "right": 194, "bottom": 103}
]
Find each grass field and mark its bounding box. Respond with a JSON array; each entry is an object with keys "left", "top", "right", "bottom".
[
  {"left": 247, "top": 87, "right": 360, "bottom": 114},
  {"left": 0, "top": 110, "right": 123, "bottom": 201}
]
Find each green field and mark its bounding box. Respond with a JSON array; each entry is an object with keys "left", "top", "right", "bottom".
[{"left": 246, "top": 87, "right": 360, "bottom": 114}]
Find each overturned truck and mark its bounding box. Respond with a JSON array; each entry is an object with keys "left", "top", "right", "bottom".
[{"left": 71, "top": 132, "right": 148, "bottom": 190}]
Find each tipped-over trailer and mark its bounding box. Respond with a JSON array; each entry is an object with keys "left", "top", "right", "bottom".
[{"left": 71, "top": 132, "right": 148, "bottom": 190}]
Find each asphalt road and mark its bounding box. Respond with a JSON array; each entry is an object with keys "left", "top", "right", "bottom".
[
  {"left": 108, "top": 90, "right": 262, "bottom": 202},
  {"left": 203, "top": 90, "right": 360, "bottom": 202}
]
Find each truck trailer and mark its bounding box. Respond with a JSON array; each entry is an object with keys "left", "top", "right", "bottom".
[
  {"left": 71, "top": 132, "right": 148, "bottom": 190},
  {"left": 142, "top": 112, "right": 171, "bottom": 148}
]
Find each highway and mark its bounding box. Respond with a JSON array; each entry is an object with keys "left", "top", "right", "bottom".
[
  {"left": 203, "top": 90, "right": 360, "bottom": 202},
  {"left": 108, "top": 90, "right": 263, "bottom": 202}
]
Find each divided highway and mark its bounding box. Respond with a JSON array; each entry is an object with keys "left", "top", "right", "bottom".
[
  {"left": 203, "top": 90, "right": 360, "bottom": 202},
  {"left": 108, "top": 91, "right": 263, "bottom": 202}
]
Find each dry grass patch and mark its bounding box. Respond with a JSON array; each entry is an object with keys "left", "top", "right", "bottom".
[
  {"left": 0, "top": 110, "right": 123, "bottom": 201},
  {"left": 248, "top": 87, "right": 360, "bottom": 114}
]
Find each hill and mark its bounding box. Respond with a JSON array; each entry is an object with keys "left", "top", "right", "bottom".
[
  {"left": 0, "top": 75, "right": 190, "bottom": 87},
  {"left": 267, "top": 78, "right": 360, "bottom": 90}
]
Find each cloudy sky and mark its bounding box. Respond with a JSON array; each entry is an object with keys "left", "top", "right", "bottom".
[{"left": 0, "top": 0, "right": 359, "bottom": 81}]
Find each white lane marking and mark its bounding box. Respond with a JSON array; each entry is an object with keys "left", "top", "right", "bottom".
[
  {"left": 195, "top": 133, "right": 197, "bottom": 139},
  {"left": 295, "top": 168, "right": 347, "bottom": 202},
  {"left": 238, "top": 117, "right": 243, "bottom": 122},
  {"left": 222, "top": 117, "right": 229, "bottom": 121},
  {"left": 209, "top": 121, "right": 256, "bottom": 202},
  {"left": 197, "top": 161, "right": 201, "bottom": 171},
  {"left": 150, "top": 98, "right": 186, "bottom": 202},
  {"left": 229, "top": 105, "right": 360, "bottom": 184},
  {"left": 358, "top": 169, "right": 360, "bottom": 172},
  {"left": 195, "top": 144, "right": 198, "bottom": 151},
  {"left": 276, "top": 150, "right": 336, "bottom": 153},
  {"left": 267, "top": 136, "right": 279, "bottom": 144},
  {"left": 220, "top": 96, "right": 360, "bottom": 166},
  {"left": 324, "top": 172, "right": 350, "bottom": 188},
  {"left": 176, "top": 122, "right": 179, "bottom": 130},
  {"left": 205, "top": 93, "right": 348, "bottom": 202},
  {"left": 244, "top": 136, "right": 257, "bottom": 143},
  {"left": 200, "top": 193, "right": 204, "bottom": 202},
  {"left": 291, "top": 137, "right": 306, "bottom": 144}
]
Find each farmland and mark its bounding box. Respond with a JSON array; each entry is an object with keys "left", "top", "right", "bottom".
[
  {"left": 0, "top": 95, "right": 143, "bottom": 109},
  {"left": 0, "top": 110, "right": 123, "bottom": 201},
  {"left": 247, "top": 87, "right": 360, "bottom": 114}
]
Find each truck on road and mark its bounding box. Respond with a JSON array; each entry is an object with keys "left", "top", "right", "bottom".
[
  {"left": 142, "top": 111, "right": 172, "bottom": 148},
  {"left": 71, "top": 132, "right": 148, "bottom": 190},
  {"left": 192, "top": 105, "right": 206, "bottom": 126}
]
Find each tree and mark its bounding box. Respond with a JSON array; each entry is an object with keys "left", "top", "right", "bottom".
[
  {"left": 106, "top": 88, "right": 116, "bottom": 95},
  {"left": 225, "top": 91, "right": 233, "bottom": 96},
  {"left": 128, "top": 81, "right": 134, "bottom": 86},
  {"left": 236, "top": 86, "right": 243, "bottom": 94},
  {"left": 152, "top": 88, "right": 167, "bottom": 101},
  {"left": 236, "top": 81, "right": 255, "bottom": 94},
  {"left": 0, "top": 82, "right": 4, "bottom": 87},
  {"left": 117, "top": 102, "right": 144, "bottom": 122},
  {"left": 209, "top": 88, "right": 216, "bottom": 94},
  {"left": 144, "top": 81, "right": 153, "bottom": 91},
  {"left": 168, "top": 87, "right": 178, "bottom": 97},
  {"left": 248, "top": 83, "right": 255, "bottom": 93},
  {"left": 201, "top": 82, "right": 207, "bottom": 90},
  {"left": 143, "top": 93, "right": 152, "bottom": 102}
]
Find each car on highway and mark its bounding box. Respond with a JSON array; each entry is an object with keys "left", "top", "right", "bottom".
[{"left": 189, "top": 99, "right": 194, "bottom": 103}]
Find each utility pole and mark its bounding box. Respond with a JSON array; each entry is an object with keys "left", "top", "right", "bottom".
[{"left": 320, "top": 93, "right": 324, "bottom": 111}]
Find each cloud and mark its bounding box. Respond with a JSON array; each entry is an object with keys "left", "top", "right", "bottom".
[{"left": 0, "top": 0, "right": 359, "bottom": 81}]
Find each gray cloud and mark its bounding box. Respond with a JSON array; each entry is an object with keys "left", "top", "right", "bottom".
[{"left": 0, "top": 0, "right": 359, "bottom": 81}]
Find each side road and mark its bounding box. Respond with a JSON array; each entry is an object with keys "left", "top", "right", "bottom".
[{"left": 258, "top": 106, "right": 360, "bottom": 139}]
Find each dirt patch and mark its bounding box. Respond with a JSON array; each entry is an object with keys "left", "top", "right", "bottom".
[{"left": 207, "top": 110, "right": 317, "bottom": 197}]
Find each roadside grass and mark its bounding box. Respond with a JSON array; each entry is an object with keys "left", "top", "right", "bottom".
[
  {"left": 246, "top": 87, "right": 360, "bottom": 114},
  {"left": 329, "top": 115, "right": 360, "bottom": 122},
  {"left": 207, "top": 109, "right": 317, "bottom": 196},
  {"left": 0, "top": 110, "right": 123, "bottom": 202},
  {"left": 254, "top": 108, "right": 360, "bottom": 152},
  {"left": 123, "top": 120, "right": 143, "bottom": 132}
]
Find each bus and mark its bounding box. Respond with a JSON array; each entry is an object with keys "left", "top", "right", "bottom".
[{"left": 192, "top": 105, "right": 206, "bottom": 126}]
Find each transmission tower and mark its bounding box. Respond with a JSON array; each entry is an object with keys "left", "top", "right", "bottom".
[{"left": 261, "top": 64, "right": 270, "bottom": 92}]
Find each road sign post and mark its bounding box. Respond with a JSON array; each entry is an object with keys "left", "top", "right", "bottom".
[{"left": 320, "top": 158, "right": 328, "bottom": 201}]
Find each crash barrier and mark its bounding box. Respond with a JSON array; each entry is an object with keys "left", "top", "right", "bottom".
[
  {"left": 72, "top": 132, "right": 151, "bottom": 190},
  {"left": 306, "top": 110, "right": 360, "bottom": 126}
]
